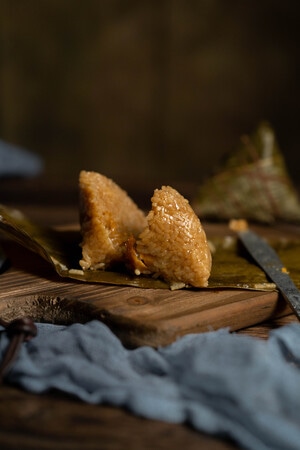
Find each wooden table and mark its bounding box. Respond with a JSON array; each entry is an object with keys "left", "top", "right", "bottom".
[{"left": 0, "top": 178, "right": 298, "bottom": 449}]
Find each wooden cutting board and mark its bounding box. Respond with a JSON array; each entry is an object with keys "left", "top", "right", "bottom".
[{"left": 0, "top": 231, "right": 293, "bottom": 347}]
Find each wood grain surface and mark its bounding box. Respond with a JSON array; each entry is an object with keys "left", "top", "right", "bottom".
[
  {"left": 0, "top": 385, "right": 239, "bottom": 450},
  {"left": 0, "top": 202, "right": 299, "bottom": 450},
  {"left": 0, "top": 227, "right": 295, "bottom": 348}
]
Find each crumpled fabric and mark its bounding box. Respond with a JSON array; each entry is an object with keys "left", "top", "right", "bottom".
[
  {"left": 1, "top": 320, "right": 300, "bottom": 450},
  {"left": 0, "top": 139, "right": 43, "bottom": 178}
]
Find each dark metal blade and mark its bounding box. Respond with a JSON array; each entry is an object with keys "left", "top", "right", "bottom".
[{"left": 238, "top": 229, "right": 300, "bottom": 320}]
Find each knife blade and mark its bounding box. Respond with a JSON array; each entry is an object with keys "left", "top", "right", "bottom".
[{"left": 237, "top": 229, "right": 300, "bottom": 320}]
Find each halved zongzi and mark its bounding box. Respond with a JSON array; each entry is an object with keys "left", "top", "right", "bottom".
[
  {"left": 79, "top": 170, "right": 147, "bottom": 270},
  {"left": 128, "top": 186, "right": 212, "bottom": 288},
  {"left": 79, "top": 172, "right": 212, "bottom": 288}
]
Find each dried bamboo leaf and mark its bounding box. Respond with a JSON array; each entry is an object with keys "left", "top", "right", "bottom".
[
  {"left": 1, "top": 204, "right": 300, "bottom": 291},
  {"left": 0, "top": 205, "right": 168, "bottom": 289}
]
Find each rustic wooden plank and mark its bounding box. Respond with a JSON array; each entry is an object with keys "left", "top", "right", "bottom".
[
  {"left": 237, "top": 314, "right": 298, "bottom": 339},
  {"left": 0, "top": 385, "right": 238, "bottom": 450},
  {"left": 0, "top": 238, "right": 293, "bottom": 347}
]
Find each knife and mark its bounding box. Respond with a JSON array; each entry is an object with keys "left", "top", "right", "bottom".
[{"left": 237, "top": 228, "right": 300, "bottom": 320}]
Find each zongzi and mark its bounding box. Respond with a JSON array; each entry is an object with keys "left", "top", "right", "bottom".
[
  {"left": 79, "top": 172, "right": 211, "bottom": 288},
  {"left": 79, "top": 170, "right": 147, "bottom": 270},
  {"left": 192, "top": 122, "right": 300, "bottom": 224}
]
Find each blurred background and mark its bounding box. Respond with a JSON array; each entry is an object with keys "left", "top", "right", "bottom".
[{"left": 1, "top": 0, "right": 299, "bottom": 202}]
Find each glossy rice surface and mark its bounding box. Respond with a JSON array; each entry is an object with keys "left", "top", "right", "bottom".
[{"left": 136, "top": 186, "right": 212, "bottom": 287}]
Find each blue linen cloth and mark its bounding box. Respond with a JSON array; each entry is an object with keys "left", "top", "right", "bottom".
[
  {"left": 1, "top": 320, "right": 300, "bottom": 450},
  {"left": 0, "top": 139, "right": 43, "bottom": 177}
]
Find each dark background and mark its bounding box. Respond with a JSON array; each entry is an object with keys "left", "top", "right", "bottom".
[{"left": 1, "top": 0, "right": 299, "bottom": 195}]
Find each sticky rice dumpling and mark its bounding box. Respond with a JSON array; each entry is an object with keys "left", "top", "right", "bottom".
[
  {"left": 79, "top": 170, "right": 147, "bottom": 270},
  {"left": 192, "top": 122, "right": 300, "bottom": 224},
  {"left": 79, "top": 171, "right": 211, "bottom": 288},
  {"left": 133, "top": 186, "right": 212, "bottom": 288}
]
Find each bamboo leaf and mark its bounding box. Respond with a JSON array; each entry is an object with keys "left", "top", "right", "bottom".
[{"left": 1, "top": 204, "right": 299, "bottom": 291}]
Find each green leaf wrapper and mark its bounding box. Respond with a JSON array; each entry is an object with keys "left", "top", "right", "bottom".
[
  {"left": 2, "top": 204, "right": 300, "bottom": 291},
  {"left": 192, "top": 122, "right": 300, "bottom": 224}
]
